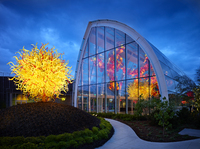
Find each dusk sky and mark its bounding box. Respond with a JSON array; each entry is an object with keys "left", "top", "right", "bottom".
[{"left": 0, "top": 0, "right": 200, "bottom": 82}]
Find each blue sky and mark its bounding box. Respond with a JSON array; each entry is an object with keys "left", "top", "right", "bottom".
[{"left": 0, "top": 0, "right": 200, "bottom": 82}]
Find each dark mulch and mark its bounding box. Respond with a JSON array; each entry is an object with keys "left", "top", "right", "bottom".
[
  {"left": 116, "top": 119, "right": 199, "bottom": 142},
  {"left": 0, "top": 102, "right": 101, "bottom": 137},
  {"left": 0, "top": 102, "right": 115, "bottom": 148}
]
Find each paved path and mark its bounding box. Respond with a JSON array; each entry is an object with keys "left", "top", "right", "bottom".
[{"left": 96, "top": 118, "right": 200, "bottom": 149}]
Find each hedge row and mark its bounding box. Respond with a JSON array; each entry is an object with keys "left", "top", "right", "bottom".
[
  {"left": 0, "top": 117, "right": 112, "bottom": 149},
  {"left": 91, "top": 112, "right": 147, "bottom": 121}
]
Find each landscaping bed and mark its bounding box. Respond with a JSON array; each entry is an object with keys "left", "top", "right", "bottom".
[
  {"left": 94, "top": 112, "right": 200, "bottom": 142},
  {"left": 0, "top": 102, "right": 114, "bottom": 148},
  {"left": 118, "top": 119, "right": 199, "bottom": 142}
]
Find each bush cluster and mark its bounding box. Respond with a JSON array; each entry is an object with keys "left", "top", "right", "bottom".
[
  {"left": 91, "top": 112, "right": 147, "bottom": 121},
  {"left": 149, "top": 107, "right": 200, "bottom": 129},
  {"left": 0, "top": 117, "right": 112, "bottom": 149}
]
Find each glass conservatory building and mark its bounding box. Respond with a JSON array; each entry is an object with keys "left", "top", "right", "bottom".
[{"left": 73, "top": 20, "right": 191, "bottom": 114}]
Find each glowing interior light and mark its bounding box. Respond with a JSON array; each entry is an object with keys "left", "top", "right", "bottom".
[
  {"left": 91, "top": 43, "right": 160, "bottom": 99},
  {"left": 8, "top": 43, "right": 73, "bottom": 102}
]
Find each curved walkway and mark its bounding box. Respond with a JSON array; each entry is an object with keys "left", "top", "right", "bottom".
[{"left": 96, "top": 118, "right": 200, "bottom": 149}]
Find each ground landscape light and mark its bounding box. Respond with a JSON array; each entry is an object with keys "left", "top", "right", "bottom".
[{"left": 7, "top": 43, "right": 73, "bottom": 102}]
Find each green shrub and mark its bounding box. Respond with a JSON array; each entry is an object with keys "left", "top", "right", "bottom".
[
  {"left": 92, "top": 135, "right": 99, "bottom": 141},
  {"left": 45, "top": 141, "right": 57, "bottom": 149},
  {"left": 0, "top": 117, "right": 112, "bottom": 149},
  {"left": 0, "top": 145, "right": 12, "bottom": 149},
  {"left": 45, "top": 135, "right": 56, "bottom": 143},
  {"left": 61, "top": 133, "right": 73, "bottom": 141},
  {"left": 24, "top": 137, "right": 43, "bottom": 144},
  {"left": 0, "top": 136, "right": 25, "bottom": 146},
  {"left": 176, "top": 107, "right": 191, "bottom": 124},
  {"left": 149, "top": 109, "right": 160, "bottom": 126},
  {"left": 85, "top": 136, "right": 93, "bottom": 144},
  {"left": 66, "top": 140, "right": 78, "bottom": 148},
  {"left": 57, "top": 141, "right": 69, "bottom": 149},
  {"left": 83, "top": 128, "right": 93, "bottom": 137},
  {"left": 92, "top": 127, "right": 99, "bottom": 134},
  {"left": 18, "top": 142, "right": 38, "bottom": 149},
  {"left": 72, "top": 131, "right": 82, "bottom": 138},
  {"left": 97, "top": 130, "right": 108, "bottom": 139},
  {"left": 74, "top": 137, "right": 85, "bottom": 146}
]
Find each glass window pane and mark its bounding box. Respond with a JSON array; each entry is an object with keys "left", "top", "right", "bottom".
[
  {"left": 83, "top": 58, "right": 89, "bottom": 85},
  {"left": 106, "top": 49, "right": 114, "bottom": 82},
  {"left": 150, "top": 63, "right": 155, "bottom": 76},
  {"left": 165, "top": 76, "right": 177, "bottom": 92},
  {"left": 139, "top": 48, "right": 149, "bottom": 77},
  {"left": 150, "top": 76, "right": 160, "bottom": 98},
  {"left": 127, "top": 42, "right": 138, "bottom": 79},
  {"left": 77, "top": 86, "right": 82, "bottom": 110},
  {"left": 78, "top": 65, "right": 82, "bottom": 86},
  {"left": 97, "top": 27, "right": 104, "bottom": 53},
  {"left": 89, "top": 27, "right": 96, "bottom": 56},
  {"left": 170, "top": 69, "right": 180, "bottom": 79},
  {"left": 116, "top": 45, "right": 125, "bottom": 81},
  {"left": 83, "top": 85, "right": 89, "bottom": 111},
  {"left": 97, "top": 83, "right": 105, "bottom": 113},
  {"left": 97, "top": 53, "right": 105, "bottom": 83},
  {"left": 139, "top": 77, "right": 150, "bottom": 100},
  {"left": 126, "top": 34, "right": 134, "bottom": 44},
  {"left": 90, "top": 85, "right": 97, "bottom": 112},
  {"left": 127, "top": 79, "right": 138, "bottom": 114},
  {"left": 115, "top": 29, "right": 125, "bottom": 47},
  {"left": 83, "top": 40, "right": 89, "bottom": 58},
  {"left": 89, "top": 56, "right": 97, "bottom": 84},
  {"left": 116, "top": 81, "right": 125, "bottom": 114},
  {"left": 105, "top": 27, "right": 114, "bottom": 50},
  {"left": 106, "top": 82, "right": 115, "bottom": 112},
  {"left": 160, "top": 62, "right": 173, "bottom": 78}
]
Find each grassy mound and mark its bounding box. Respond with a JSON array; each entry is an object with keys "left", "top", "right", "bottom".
[{"left": 0, "top": 102, "right": 101, "bottom": 137}]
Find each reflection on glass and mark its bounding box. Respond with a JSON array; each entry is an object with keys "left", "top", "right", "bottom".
[
  {"left": 117, "top": 81, "right": 125, "bottom": 113},
  {"left": 83, "top": 85, "right": 89, "bottom": 111},
  {"left": 126, "top": 34, "right": 134, "bottom": 44},
  {"left": 90, "top": 85, "right": 97, "bottom": 112},
  {"left": 107, "top": 82, "right": 115, "bottom": 112},
  {"left": 77, "top": 26, "right": 164, "bottom": 114},
  {"left": 150, "top": 77, "right": 160, "bottom": 98},
  {"left": 97, "top": 53, "right": 105, "bottom": 83},
  {"left": 77, "top": 86, "right": 82, "bottom": 110},
  {"left": 97, "top": 27, "right": 104, "bottom": 53},
  {"left": 105, "top": 27, "right": 114, "bottom": 50},
  {"left": 115, "top": 29, "right": 125, "bottom": 47},
  {"left": 139, "top": 48, "right": 149, "bottom": 77},
  {"left": 78, "top": 65, "right": 82, "bottom": 86},
  {"left": 165, "top": 76, "right": 177, "bottom": 92},
  {"left": 160, "top": 62, "right": 173, "bottom": 77},
  {"left": 89, "top": 27, "right": 96, "bottom": 56},
  {"left": 106, "top": 49, "right": 114, "bottom": 82},
  {"left": 89, "top": 56, "right": 97, "bottom": 84},
  {"left": 139, "top": 77, "right": 150, "bottom": 100},
  {"left": 127, "top": 42, "right": 138, "bottom": 79},
  {"left": 116, "top": 46, "right": 125, "bottom": 81},
  {"left": 83, "top": 58, "right": 89, "bottom": 85},
  {"left": 83, "top": 40, "right": 89, "bottom": 58},
  {"left": 150, "top": 63, "right": 155, "bottom": 76},
  {"left": 97, "top": 84, "right": 105, "bottom": 112},
  {"left": 170, "top": 69, "right": 180, "bottom": 79},
  {"left": 127, "top": 79, "right": 138, "bottom": 114}
]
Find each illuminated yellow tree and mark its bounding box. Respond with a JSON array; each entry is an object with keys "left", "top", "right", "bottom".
[{"left": 8, "top": 43, "right": 73, "bottom": 102}]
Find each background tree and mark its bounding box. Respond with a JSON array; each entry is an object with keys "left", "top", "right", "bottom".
[
  {"left": 175, "top": 75, "right": 196, "bottom": 111},
  {"left": 154, "top": 97, "right": 174, "bottom": 136},
  {"left": 193, "top": 66, "right": 200, "bottom": 111},
  {"left": 195, "top": 66, "right": 200, "bottom": 86},
  {"left": 8, "top": 43, "right": 73, "bottom": 102}
]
